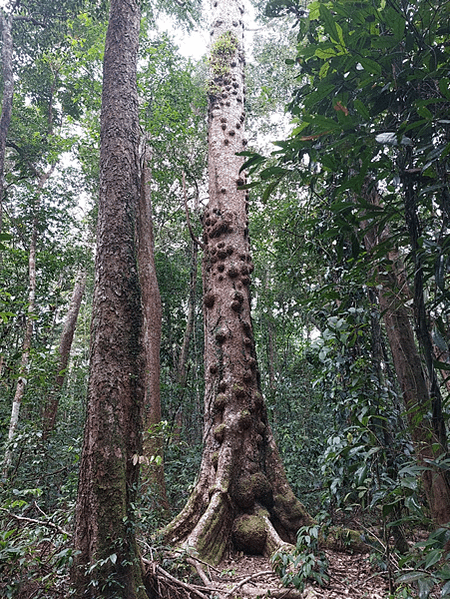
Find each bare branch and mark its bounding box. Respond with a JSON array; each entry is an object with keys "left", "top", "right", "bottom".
[
  {"left": 182, "top": 171, "right": 204, "bottom": 250},
  {"left": 0, "top": 506, "right": 72, "bottom": 537}
]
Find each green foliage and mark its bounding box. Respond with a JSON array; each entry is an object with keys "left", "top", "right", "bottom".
[
  {"left": 0, "top": 491, "right": 75, "bottom": 598},
  {"left": 271, "top": 522, "right": 329, "bottom": 590},
  {"left": 209, "top": 31, "right": 239, "bottom": 80},
  {"left": 396, "top": 527, "right": 450, "bottom": 599}
]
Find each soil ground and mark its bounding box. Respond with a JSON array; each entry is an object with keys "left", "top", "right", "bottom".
[{"left": 204, "top": 550, "right": 391, "bottom": 598}]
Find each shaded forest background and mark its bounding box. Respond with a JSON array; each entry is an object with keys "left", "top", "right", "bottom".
[{"left": 1, "top": 0, "right": 450, "bottom": 596}]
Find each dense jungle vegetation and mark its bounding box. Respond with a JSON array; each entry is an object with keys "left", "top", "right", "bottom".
[{"left": 1, "top": 0, "right": 450, "bottom": 596}]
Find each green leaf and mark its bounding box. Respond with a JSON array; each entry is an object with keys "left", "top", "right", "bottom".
[
  {"left": 424, "top": 549, "right": 442, "bottom": 569},
  {"left": 354, "top": 99, "right": 370, "bottom": 120},
  {"left": 392, "top": 15, "right": 405, "bottom": 41},
  {"left": 238, "top": 153, "right": 265, "bottom": 173},
  {"left": 396, "top": 572, "right": 424, "bottom": 583},
  {"left": 319, "top": 4, "right": 341, "bottom": 45},
  {"left": 359, "top": 57, "right": 381, "bottom": 75},
  {"left": 441, "top": 580, "right": 450, "bottom": 597},
  {"left": 439, "top": 78, "right": 450, "bottom": 99},
  {"left": 418, "top": 576, "right": 434, "bottom": 599}
]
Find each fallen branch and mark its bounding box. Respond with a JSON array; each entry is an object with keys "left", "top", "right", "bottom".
[
  {"left": 187, "top": 557, "right": 211, "bottom": 587},
  {"left": 223, "top": 570, "right": 275, "bottom": 598},
  {"left": 142, "top": 558, "right": 210, "bottom": 599}
]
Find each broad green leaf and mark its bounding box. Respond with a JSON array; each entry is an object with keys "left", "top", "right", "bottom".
[
  {"left": 441, "top": 580, "right": 450, "bottom": 597},
  {"left": 424, "top": 549, "right": 442, "bottom": 569},
  {"left": 319, "top": 4, "right": 341, "bottom": 45},
  {"left": 354, "top": 99, "right": 370, "bottom": 120},
  {"left": 359, "top": 57, "right": 381, "bottom": 75},
  {"left": 315, "top": 47, "right": 337, "bottom": 59},
  {"left": 392, "top": 15, "right": 405, "bottom": 41}
]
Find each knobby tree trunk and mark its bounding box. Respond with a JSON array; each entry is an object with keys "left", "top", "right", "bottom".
[
  {"left": 364, "top": 185, "right": 450, "bottom": 524},
  {"left": 163, "top": 0, "right": 312, "bottom": 564},
  {"left": 138, "top": 144, "right": 169, "bottom": 511},
  {"left": 42, "top": 271, "right": 86, "bottom": 441},
  {"left": 71, "top": 1, "right": 147, "bottom": 596}
]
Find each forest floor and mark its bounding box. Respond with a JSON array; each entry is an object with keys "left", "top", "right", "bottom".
[{"left": 207, "top": 550, "right": 391, "bottom": 599}]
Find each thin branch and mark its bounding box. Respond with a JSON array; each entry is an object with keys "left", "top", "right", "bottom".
[
  {"left": 0, "top": 506, "right": 71, "bottom": 537},
  {"left": 182, "top": 171, "right": 204, "bottom": 250},
  {"left": 142, "top": 559, "right": 211, "bottom": 599},
  {"left": 13, "top": 15, "right": 47, "bottom": 27},
  {"left": 187, "top": 557, "right": 211, "bottom": 587},
  {"left": 223, "top": 570, "right": 275, "bottom": 598}
]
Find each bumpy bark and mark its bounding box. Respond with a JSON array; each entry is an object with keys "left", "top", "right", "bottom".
[
  {"left": 72, "top": 1, "right": 147, "bottom": 597},
  {"left": 163, "top": 0, "right": 312, "bottom": 564}
]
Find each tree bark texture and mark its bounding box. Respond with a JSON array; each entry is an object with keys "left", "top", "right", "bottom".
[
  {"left": 363, "top": 186, "right": 450, "bottom": 525},
  {"left": 137, "top": 145, "right": 169, "bottom": 511},
  {"left": 42, "top": 271, "right": 86, "bottom": 441},
  {"left": 163, "top": 0, "right": 312, "bottom": 564},
  {"left": 72, "top": 1, "right": 147, "bottom": 597}
]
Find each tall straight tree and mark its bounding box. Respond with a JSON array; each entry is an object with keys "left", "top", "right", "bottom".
[
  {"left": 71, "top": 0, "right": 147, "bottom": 596},
  {"left": 164, "top": 0, "right": 312, "bottom": 564}
]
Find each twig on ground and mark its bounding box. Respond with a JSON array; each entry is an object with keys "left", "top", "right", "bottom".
[
  {"left": 223, "top": 570, "right": 275, "bottom": 598},
  {"left": 187, "top": 557, "right": 211, "bottom": 586},
  {"left": 142, "top": 558, "right": 211, "bottom": 599}
]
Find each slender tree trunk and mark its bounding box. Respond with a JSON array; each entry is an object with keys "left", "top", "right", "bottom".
[
  {"left": 368, "top": 288, "right": 409, "bottom": 553},
  {"left": 364, "top": 185, "right": 450, "bottom": 524},
  {"left": 176, "top": 238, "right": 198, "bottom": 389},
  {"left": 163, "top": 0, "right": 312, "bottom": 564},
  {"left": 42, "top": 272, "right": 86, "bottom": 441},
  {"left": 3, "top": 165, "right": 53, "bottom": 472},
  {"left": 0, "top": 10, "right": 14, "bottom": 234},
  {"left": 137, "top": 143, "right": 169, "bottom": 511},
  {"left": 403, "top": 172, "right": 447, "bottom": 450},
  {"left": 2, "top": 215, "right": 37, "bottom": 473},
  {"left": 71, "top": 1, "right": 147, "bottom": 596}
]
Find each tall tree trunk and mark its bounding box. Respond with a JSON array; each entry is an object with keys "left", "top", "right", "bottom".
[
  {"left": 2, "top": 215, "right": 37, "bottom": 473},
  {"left": 71, "top": 1, "right": 147, "bottom": 596},
  {"left": 42, "top": 271, "right": 86, "bottom": 441},
  {"left": 3, "top": 165, "right": 53, "bottom": 473},
  {"left": 0, "top": 10, "right": 14, "bottom": 234},
  {"left": 176, "top": 238, "right": 198, "bottom": 390},
  {"left": 364, "top": 185, "right": 450, "bottom": 524},
  {"left": 403, "top": 171, "right": 447, "bottom": 450},
  {"left": 138, "top": 144, "right": 169, "bottom": 511},
  {"left": 163, "top": 0, "right": 312, "bottom": 564}
]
